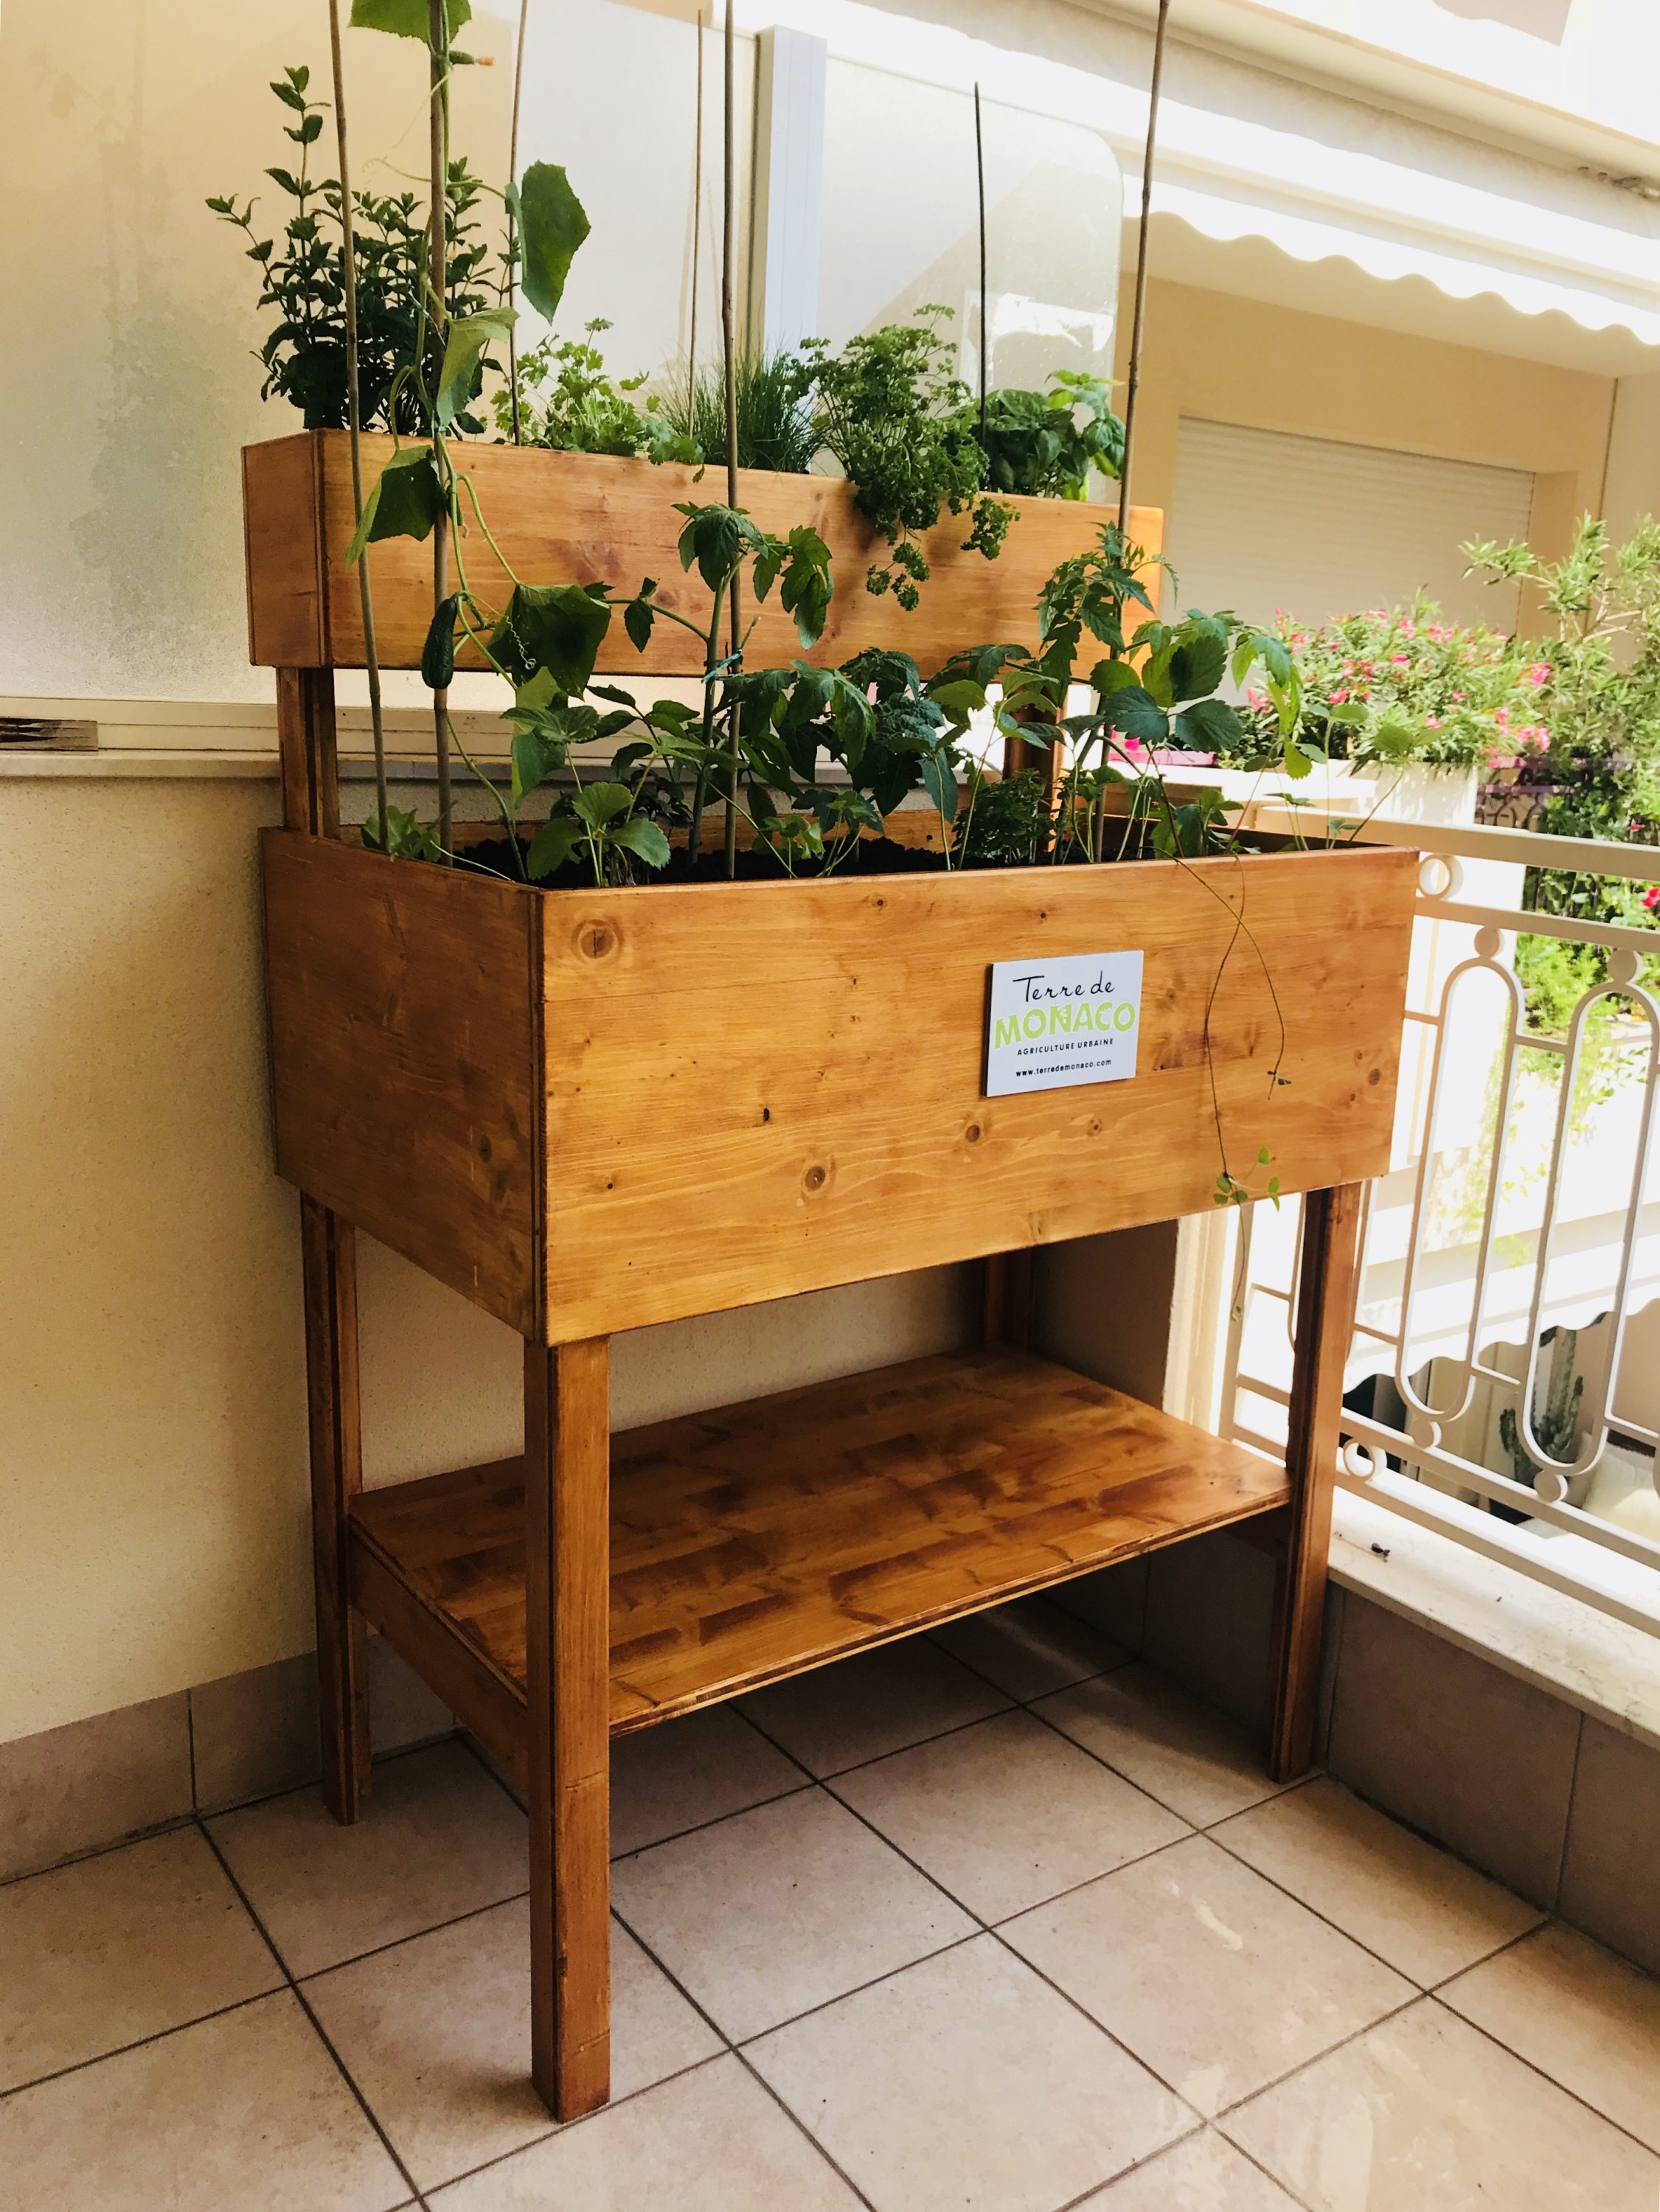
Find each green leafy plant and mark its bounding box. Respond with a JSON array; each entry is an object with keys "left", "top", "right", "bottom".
[
  {"left": 496, "top": 321, "right": 695, "bottom": 460},
  {"left": 801, "top": 308, "right": 1015, "bottom": 610},
  {"left": 209, "top": 66, "right": 502, "bottom": 434},
  {"left": 975, "top": 372, "right": 1125, "bottom": 501},
  {"left": 655, "top": 352, "right": 817, "bottom": 474}
]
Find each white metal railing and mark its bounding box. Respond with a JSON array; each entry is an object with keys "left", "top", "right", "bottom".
[{"left": 1215, "top": 804, "right": 1660, "bottom": 1638}]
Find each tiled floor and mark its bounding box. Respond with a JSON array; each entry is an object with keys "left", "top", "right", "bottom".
[{"left": 4, "top": 1601, "right": 1658, "bottom": 2211}]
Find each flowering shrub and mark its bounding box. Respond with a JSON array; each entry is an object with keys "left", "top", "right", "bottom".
[{"left": 1230, "top": 597, "right": 1538, "bottom": 773}]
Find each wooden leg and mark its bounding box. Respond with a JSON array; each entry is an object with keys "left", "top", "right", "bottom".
[
  {"left": 525, "top": 1336, "right": 612, "bottom": 2121},
  {"left": 1268, "top": 1183, "right": 1366, "bottom": 1782},
  {"left": 300, "top": 1194, "right": 370, "bottom": 1823},
  {"left": 276, "top": 667, "right": 340, "bottom": 836},
  {"left": 984, "top": 1250, "right": 1035, "bottom": 1349}
]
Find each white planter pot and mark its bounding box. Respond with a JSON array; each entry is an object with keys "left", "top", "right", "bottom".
[{"left": 1195, "top": 763, "right": 1479, "bottom": 828}]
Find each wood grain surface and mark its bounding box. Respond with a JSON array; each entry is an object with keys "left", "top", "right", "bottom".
[
  {"left": 262, "top": 830, "right": 544, "bottom": 1334},
  {"left": 243, "top": 431, "right": 1164, "bottom": 676},
  {"left": 1270, "top": 1182, "right": 1368, "bottom": 1781},
  {"left": 525, "top": 1338, "right": 611, "bottom": 2118},
  {"left": 262, "top": 837, "right": 1415, "bottom": 1339},
  {"left": 538, "top": 846, "right": 1418, "bottom": 1337},
  {"left": 348, "top": 1346, "right": 1290, "bottom": 1737}
]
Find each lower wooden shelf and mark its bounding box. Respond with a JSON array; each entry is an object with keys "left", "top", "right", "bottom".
[{"left": 348, "top": 1345, "right": 1287, "bottom": 1784}]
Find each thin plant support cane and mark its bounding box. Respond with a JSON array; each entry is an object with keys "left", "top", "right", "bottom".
[
  {"left": 720, "top": 0, "right": 743, "bottom": 877},
  {"left": 507, "top": 0, "right": 530, "bottom": 445},
  {"left": 1117, "top": 0, "right": 1170, "bottom": 534},
  {"left": 687, "top": 6, "right": 706, "bottom": 431},
  {"left": 974, "top": 83, "right": 987, "bottom": 447},
  {"left": 327, "top": 0, "right": 388, "bottom": 842},
  {"left": 428, "top": 0, "right": 454, "bottom": 855}
]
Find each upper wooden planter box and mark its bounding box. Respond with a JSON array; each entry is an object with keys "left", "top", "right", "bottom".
[
  {"left": 263, "top": 835, "right": 1417, "bottom": 1343},
  {"left": 243, "top": 431, "right": 1164, "bottom": 678}
]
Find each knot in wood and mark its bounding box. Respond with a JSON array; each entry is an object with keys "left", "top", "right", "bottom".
[
  {"left": 802, "top": 1163, "right": 829, "bottom": 1194},
  {"left": 577, "top": 920, "right": 617, "bottom": 961}
]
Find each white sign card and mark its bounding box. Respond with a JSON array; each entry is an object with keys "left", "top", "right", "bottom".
[{"left": 983, "top": 951, "right": 1144, "bottom": 1097}]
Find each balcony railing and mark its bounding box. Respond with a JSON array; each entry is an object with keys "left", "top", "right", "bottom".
[{"left": 1212, "top": 804, "right": 1660, "bottom": 1638}]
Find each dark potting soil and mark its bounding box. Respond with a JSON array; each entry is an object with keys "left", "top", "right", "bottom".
[{"left": 455, "top": 834, "right": 1111, "bottom": 888}]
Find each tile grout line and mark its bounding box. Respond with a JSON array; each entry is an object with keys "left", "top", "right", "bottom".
[
  {"left": 600, "top": 1910, "right": 886, "bottom": 2212},
  {"left": 0, "top": 1985, "right": 282, "bottom": 2105},
  {"left": 741, "top": 1652, "right": 1561, "bottom": 2157},
  {"left": 194, "top": 1815, "right": 433, "bottom": 2211},
  {"left": 776, "top": 1763, "right": 1214, "bottom": 2143},
  {"left": 0, "top": 1809, "right": 201, "bottom": 1893},
  {"left": 412, "top": 2045, "right": 717, "bottom": 2201},
  {"left": 1417, "top": 1983, "right": 1660, "bottom": 2165},
  {"left": 634, "top": 1668, "right": 1660, "bottom": 2184},
  {"left": 940, "top": 1637, "right": 1565, "bottom": 2009},
  {"left": 1552, "top": 1705, "right": 1586, "bottom": 1915}
]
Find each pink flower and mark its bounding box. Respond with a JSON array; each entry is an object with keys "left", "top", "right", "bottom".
[
  {"left": 1527, "top": 661, "right": 1550, "bottom": 686},
  {"left": 1245, "top": 686, "right": 1267, "bottom": 709},
  {"left": 1519, "top": 724, "right": 1548, "bottom": 745},
  {"left": 1451, "top": 690, "right": 1467, "bottom": 702},
  {"left": 1425, "top": 715, "right": 1442, "bottom": 728},
  {"left": 1400, "top": 620, "right": 1417, "bottom": 638},
  {"left": 1495, "top": 706, "right": 1511, "bottom": 726},
  {"left": 1330, "top": 687, "right": 1350, "bottom": 703},
  {"left": 1645, "top": 887, "right": 1660, "bottom": 912},
  {"left": 1387, "top": 653, "right": 1411, "bottom": 667}
]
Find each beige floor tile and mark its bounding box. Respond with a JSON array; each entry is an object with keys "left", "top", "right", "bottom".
[
  {"left": 611, "top": 1787, "right": 973, "bottom": 2041},
  {"left": 429, "top": 2053, "right": 860, "bottom": 2209},
  {"left": 1326, "top": 1597, "right": 1580, "bottom": 1908},
  {"left": 0, "top": 1989, "right": 409, "bottom": 2212},
  {"left": 305, "top": 1899, "right": 722, "bottom": 2191},
  {"left": 1559, "top": 1718, "right": 1660, "bottom": 1976},
  {"left": 1004, "top": 1834, "right": 1411, "bottom": 2115},
  {"left": 748, "top": 1932, "right": 1190, "bottom": 2212},
  {"left": 928, "top": 1596, "right": 1130, "bottom": 1700},
  {"left": 190, "top": 1655, "right": 322, "bottom": 1812},
  {"left": 831, "top": 1709, "right": 1188, "bottom": 1922},
  {"left": 1036, "top": 1663, "right": 1290, "bottom": 1826},
  {"left": 0, "top": 1693, "right": 192, "bottom": 1881},
  {"left": 737, "top": 1638, "right": 1012, "bottom": 1777},
  {"left": 1215, "top": 1776, "right": 1542, "bottom": 1986},
  {"left": 1080, "top": 2129, "right": 1300, "bottom": 2208},
  {"left": 611, "top": 1704, "right": 806, "bottom": 1857},
  {"left": 208, "top": 1740, "right": 527, "bottom": 1976},
  {"left": 0, "top": 1825, "right": 281, "bottom": 2091},
  {"left": 1440, "top": 1924, "right": 1660, "bottom": 2154},
  {"left": 1222, "top": 1997, "right": 1660, "bottom": 2211},
  {"left": 1142, "top": 1529, "right": 1280, "bottom": 1733}
]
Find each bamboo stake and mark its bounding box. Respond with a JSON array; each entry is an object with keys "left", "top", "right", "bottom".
[
  {"left": 328, "top": 0, "right": 387, "bottom": 843},
  {"left": 1117, "top": 0, "right": 1170, "bottom": 535},
  {"left": 428, "top": 0, "right": 453, "bottom": 855},
  {"left": 507, "top": 0, "right": 529, "bottom": 445},
  {"left": 688, "top": 6, "right": 706, "bottom": 428},
  {"left": 720, "top": 0, "right": 741, "bottom": 878},
  {"left": 974, "top": 82, "right": 987, "bottom": 445}
]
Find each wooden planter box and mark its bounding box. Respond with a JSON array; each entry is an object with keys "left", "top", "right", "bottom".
[
  {"left": 265, "top": 834, "right": 1414, "bottom": 1340},
  {"left": 242, "top": 431, "right": 1164, "bottom": 676}
]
